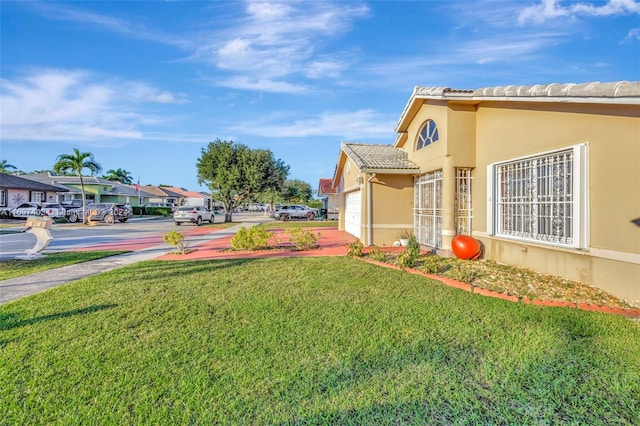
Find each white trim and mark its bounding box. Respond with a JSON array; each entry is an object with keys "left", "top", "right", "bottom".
[
  {"left": 372, "top": 223, "right": 415, "bottom": 229},
  {"left": 343, "top": 184, "right": 360, "bottom": 193},
  {"left": 589, "top": 248, "right": 640, "bottom": 265},
  {"left": 361, "top": 168, "right": 417, "bottom": 175},
  {"left": 475, "top": 232, "right": 640, "bottom": 265},
  {"left": 574, "top": 143, "right": 590, "bottom": 249},
  {"left": 486, "top": 165, "right": 495, "bottom": 235}
]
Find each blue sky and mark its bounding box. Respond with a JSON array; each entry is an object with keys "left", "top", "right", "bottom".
[{"left": 1, "top": 0, "right": 639, "bottom": 193}]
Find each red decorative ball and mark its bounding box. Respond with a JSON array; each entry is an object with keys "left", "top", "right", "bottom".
[{"left": 451, "top": 235, "right": 481, "bottom": 260}]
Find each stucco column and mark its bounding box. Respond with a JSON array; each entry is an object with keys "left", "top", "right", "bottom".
[{"left": 441, "top": 156, "right": 456, "bottom": 254}]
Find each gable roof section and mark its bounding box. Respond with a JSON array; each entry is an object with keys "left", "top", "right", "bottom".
[
  {"left": 0, "top": 173, "right": 69, "bottom": 192},
  {"left": 162, "top": 186, "right": 205, "bottom": 198},
  {"left": 318, "top": 178, "right": 336, "bottom": 196},
  {"left": 342, "top": 143, "right": 419, "bottom": 172},
  {"left": 395, "top": 80, "right": 640, "bottom": 140}
]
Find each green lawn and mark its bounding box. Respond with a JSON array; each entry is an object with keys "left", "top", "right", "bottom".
[
  {"left": 0, "top": 251, "right": 128, "bottom": 280},
  {"left": 1, "top": 257, "right": 638, "bottom": 424}
]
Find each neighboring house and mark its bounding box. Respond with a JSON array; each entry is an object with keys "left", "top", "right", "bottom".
[
  {"left": 333, "top": 81, "right": 640, "bottom": 303},
  {"left": 140, "top": 185, "right": 182, "bottom": 206},
  {"left": 0, "top": 172, "right": 69, "bottom": 214},
  {"left": 317, "top": 178, "right": 339, "bottom": 220},
  {"left": 162, "top": 186, "right": 211, "bottom": 208},
  {"left": 22, "top": 172, "right": 153, "bottom": 206}
]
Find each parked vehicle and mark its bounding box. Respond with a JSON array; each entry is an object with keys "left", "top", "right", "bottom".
[
  {"left": 173, "top": 206, "right": 214, "bottom": 226},
  {"left": 61, "top": 199, "right": 84, "bottom": 209},
  {"left": 10, "top": 202, "right": 43, "bottom": 219},
  {"left": 67, "top": 203, "right": 133, "bottom": 223},
  {"left": 273, "top": 204, "right": 319, "bottom": 221},
  {"left": 40, "top": 203, "right": 67, "bottom": 218}
]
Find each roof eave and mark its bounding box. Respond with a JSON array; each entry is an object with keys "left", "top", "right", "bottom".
[{"left": 361, "top": 168, "right": 419, "bottom": 175}]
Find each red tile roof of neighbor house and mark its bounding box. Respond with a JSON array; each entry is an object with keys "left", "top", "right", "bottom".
[
  {"left": 163, "top": 186, "right": 205, "bottom": 198},
  {"left": 139, "top": 185, "right": 170, "bottom": 197},
  {"left": 318, "top": 178, "right": 336, "bottom": 195}
]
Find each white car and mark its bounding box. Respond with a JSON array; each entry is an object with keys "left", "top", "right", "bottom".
[
  {"left": 10, "top": 202, "right": 42, "bottom": 219},
  {"left": 173, "top": 206, "right": 214, "bottom": 226},
  {"left": 40, "top": 203, "right": 67, "bottom": 218},
  {"left": 273, "top": 204, "right": 319, "bottom": 221}
]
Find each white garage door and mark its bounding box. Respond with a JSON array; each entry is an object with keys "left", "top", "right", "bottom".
[{"left": 344, "top": 190, "right": 361, "bottom": 239}]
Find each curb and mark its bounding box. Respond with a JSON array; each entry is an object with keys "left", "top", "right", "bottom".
[{"left": 358, "top": 257, "right": 640, "bottom": 318}]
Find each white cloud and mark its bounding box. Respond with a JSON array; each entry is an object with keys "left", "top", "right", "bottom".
[
  {"left": 227, "top": 109, "right": 395, "bottom": 140},
  {"left": 29, "top": 1, "right": 190, "bottom": 48},
  {"left": 623, "top": 27, "right": 640, "bottom": 42},
  {"left": 518, "top": 0, "right": 640, "bottom": 25},
  {"left": 194, "top": 0, "right": 369, "bottom": 92},
  {"left": 0, "top": 69, "right": 188, "bottom": 143},
  {"left": 214, "top": 76, "right": 309, "bottom": 93}
]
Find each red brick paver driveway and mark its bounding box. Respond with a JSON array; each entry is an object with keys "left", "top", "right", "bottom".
[{"left": 156, "top": 227, "right": 358, "bottom": 260}]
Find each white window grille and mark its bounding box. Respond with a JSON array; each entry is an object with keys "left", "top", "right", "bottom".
[
  {"left": 416, "top": 120, "right": 439, "bottom": 150},
  {"left": 31, "top": 191, "right": 45, "bottom": 203},
  {"left": 455, "top": 168, "right": 473, "bottom": 235},
  {"left": 0, "top": 189, "right": 6, "bottom": 207},
  {"left": 414, "top": 170, "right": 443, "bottom": 248},
  {"left": 487, "top": 144, "right": 588, "bottom": 249}
]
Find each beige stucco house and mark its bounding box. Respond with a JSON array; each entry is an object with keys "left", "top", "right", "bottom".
[{"left": 333, "top": 81, "right": 640, "bottom": 303}]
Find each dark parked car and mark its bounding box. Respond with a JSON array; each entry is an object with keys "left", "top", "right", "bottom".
[
  {"left": 61, "top": 199, "right": 84, "bottom": 209},
  {"left": 67, "top": 203, "right": 133, "bottom": 223}
]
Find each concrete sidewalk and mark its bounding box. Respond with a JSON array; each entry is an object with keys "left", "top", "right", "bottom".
[{"left": 0, "top": 223, "right": 251, "bottom": 305}]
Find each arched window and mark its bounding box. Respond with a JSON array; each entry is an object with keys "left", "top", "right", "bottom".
[{"left": 416, "top": 119, "right": 439, "bottom": 150}]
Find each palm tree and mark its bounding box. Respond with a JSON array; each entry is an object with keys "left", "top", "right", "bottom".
[
  {"left": 0, "top": 160, "right": 17, "bottom": 174},
  {"left": 53, "top": 148, "right": 102, "bottom": 224},
  {"left": 102, "top": 168, "right": 133, "bottom": 184}
]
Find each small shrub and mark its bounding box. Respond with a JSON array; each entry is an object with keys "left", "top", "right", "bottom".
[
  {"left": 144, "top": 206, "right": 172, "bottom": 216},
  {"left": 406, "top": 235, "right": 420, "bottom": 258},
  {"left": 399, "top": 229, "right": 413, "bottom": 240},
  {"left": 397, "top": 250, "right": 417, "bottom": 269},
  {"left": 286, "top": 227, "right": 321, "bottom": 250},
  {"left": 448, "top": 264, "right": 480, "bottom": 284},
  {"left": 422, "top": 255, "right": 443, "bottom": 274},
  {"left": 163, "top": 230, "right": 188, "bottom": 254},
  {"left": 367, "top": 246, "right": 386, "bottom": 262},
  {"left": 347, "top": 240, "right": 364, "bottom": 257},
  {"left": 231, "top": 226, "right": 273, "bottom": 250}
]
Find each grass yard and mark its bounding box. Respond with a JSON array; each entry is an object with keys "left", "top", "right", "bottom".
[
  {"left": 0, "top": 251, "right": 128, "bottom": 280},
  {"left": 1, "top": 257, "right": 639, "bottom": 424}
]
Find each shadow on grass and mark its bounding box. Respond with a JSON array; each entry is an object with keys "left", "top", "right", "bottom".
[
  {"left": 116, "top": 258, "right": 259, "bottom": 282},
  {"left": 0, "top": 304, "right": 118, "bottom": 331}
]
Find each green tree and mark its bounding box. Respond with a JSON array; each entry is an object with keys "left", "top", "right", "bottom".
[
  {"left": 102, "top": 168, "right": 133, "bottom": 184},
  {"left": 0, "top": 160, "right": 17, "bottom": 174},
  {"left": 53, "top": 148, "right": 102, "bottom": 224},
  {"left": 197, "top": 139, "right": 289, "bottom": 222},
  {"left": 282, "top": 179, "right": 313, "bottom": 203}
]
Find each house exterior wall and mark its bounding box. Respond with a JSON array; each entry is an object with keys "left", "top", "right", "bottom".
[
  {"left": 370, "top": 174, "right": 414, "bottom": 245},
  {"left": 472, "top": 102, "right": 640, "bottom": 303},
  {"left": 403, "top": 102, "right": 477, "bottom": 251},
  {"left": 183, "top": 197, "right": 206, "bottom": 207}
]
